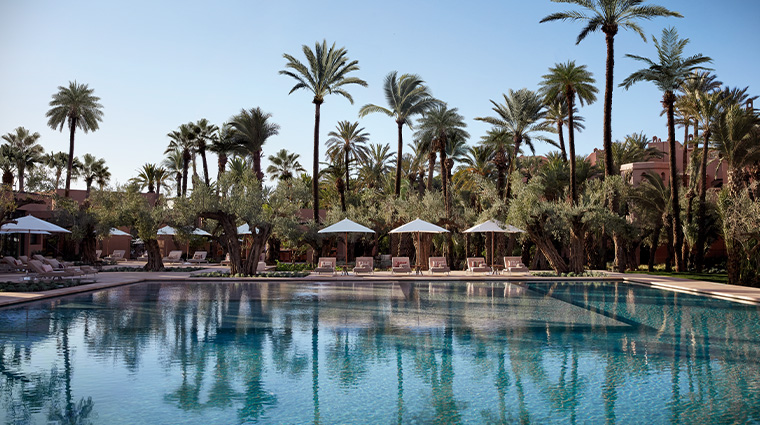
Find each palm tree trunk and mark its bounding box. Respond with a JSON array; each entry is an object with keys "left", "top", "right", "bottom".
[
  {"left": 694, "top": 129, "right": 711, "bottom": 272},
  {"left": 665, "top": 93, "right": 685, "bottom": 271},
  {"left": 495, "top": 148, "right": 506, "bottom": 200},
  {"left": 17, "top": 164, "right": 25, "bottom": 193},
  {"left": 566, "top": 91, "right": 578, "bottom": 204},
  {"left": 602, "top": 29, "right": 616, "bottom": 178},
  {"left": 557, "top": 121, "right": 567, "bottom": 162},
  {"left": 313, "top": 100, "right": 322, "bottom": 223},
  {"left": 252, "top": 150, "right": 264, "bottom": 183},
  {"left": 505, "top": 136, "right": 521, "bottom": 200},
  {"left": 394, "top": 121, "right": 403, "bottom": 197},
  {"left": 682, "top": 120, "right": 689, "bottom": 187},
  {"left": 200, "top": 146, "right": 210, "bottom": 185},
  {"left": 345, "top": 149, "right": 350, "bottom": 194},
  {"left": 439, "top": 142, "right": 448, "bottom": 216},
  {"left": 65, "top": 118, "right": 77, "bottom": 198},
  {"left": 218, "top": 153, "right": 227, "bottom": 182},
  {"left": 175, "top": 172, "right": 182, "bottom": 197},
  {"left": 427, "top": 151, "right": 436, "bottom": 191},
  {"left": 648, "top": 222, "right": 662, "bottom": 272},
  {"left": 182, "top": 149, "right": 190, "bottom": 197}
]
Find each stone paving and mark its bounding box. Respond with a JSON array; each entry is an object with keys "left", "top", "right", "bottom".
[{"left": 1, "top": 261, "right": 758, "bottom": 307}]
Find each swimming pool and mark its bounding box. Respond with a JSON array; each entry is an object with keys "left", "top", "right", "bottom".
[{"left": 1, "top": 280, "right": 759, "bottom": 424}]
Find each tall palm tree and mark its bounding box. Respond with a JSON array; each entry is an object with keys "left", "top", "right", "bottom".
[
  {"left": 454, "top": 145, "right": 496, "bottom": 197},
  {"left": 165, "top": 123, "right": 195, "bottom": 196},
  {"left": 267, "top": 149, "right": 306, "bottom": 182},
  {"left": 326, "top": 120, "right": 370, "bottom": 193},
  {"left": 162, "top": 148, "right": 184, "bottom": 197},
  {"left": 190, "top": 118, "right": 218, "bottom": 185},
  {"left": 478, "top": 128, "right": 516, "bottom": 199},
  {"left": 621, "top": 26, "right": 712, "bottom": 272},
  {"left": 542, "top": 98, "right": 586, "bottom": 163},
  {"left": 357, "top": 143, "right": 393, "bottom": 191},
  {"left": 475, "top": 89, "right": 554, "bottom": 199},
  {"left": 154, "top": 166, "right": 168, "bottom": 196},
  {"left": 44, "top": 152, "right": 75, "bottom": 190},
  {"left": 539, "top": 61, "right": 598, "bottom": 204},
  {"left": 359, "top": 71, "right": 439, "bottom": 197},
  {"left": 79, "top": 153, "right": 108, "bottom": 198},
  {"left": 209, "top": 124, "right": 240, "bottom": 181},
  {"left": 0, "top": 145, "right": 16, "bottom": 187},
  {"left": 280, "top": 40, "right": 367, "bottom": 223},
  {"left": 45, "top": 81, "right": 104, "bottom": 198},
  {"left": 712, "top": 104, "right": 760, "bottom": 196},
  {"left": 414, "top": 104, "right": 469, "bottom": 210},
  {"left": 541, "top": 0, "right": 681, "bottom": 178},
  {"left": 407, "top": 139, "right": 429, "bottom": 197},
  {"left": 226, "top": 156, "right": 251, "bottom": 182},
  {"left": 1, "top": 127, "right": 44, "bottom": 192},
  {"left": 229, "top": 107, "right": 279, "bottom": 182}
]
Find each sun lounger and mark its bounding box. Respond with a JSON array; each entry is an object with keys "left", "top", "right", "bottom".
[
  {"left": 314, "top": 257, "right": 336, "bottom": 275},
  {"left": 353, "top": 256, "right": 374, "bottom": 274},
  {"left": 162, "top": 250, "right": 183, "bottom": 264},
  {"left": 18, "top": 255, "right": 29, "bottom": 265},
  {"left": 257, "top": 261, "right": 276, "bottom": 272},
  {"left": 221, "top": 253, "right": 231, "bottom": 266},
  {"left": 26, "top": 260, "right": 81, "bottom": 280},
  {"left": 466, "top": 257, "right": 491, "bottom": 274},
  {"left": 105, "top": 250, "right": 126, "bottom": 263},
  {"left": 95, "top": 250, "right": 102, "bottom": 260},
  {"left": 187, "top": 251, "right": 208, "bottom": 264},
  {"left": 428, "top": 256, "right": 450, "bottom": 275},
  {"left": 392, "top": 257, "right": 412, "bottom": 274},
  {"left": 503, "top": 256, "right": 529, "bottom": 274},
  {"left": 3, "top": 256, "right": 27, "bottom": 272}
]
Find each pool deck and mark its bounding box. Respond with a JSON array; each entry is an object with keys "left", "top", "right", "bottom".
[{"left": 0, "top": 262, "right": 757, "bottom": 307}]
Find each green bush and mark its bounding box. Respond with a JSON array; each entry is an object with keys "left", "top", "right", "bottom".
[
  {"left": 275, "top": 261, "right": 314, "bottom": 272},
  {"left": 531, "top": 271, "right": 608, "bottom": 278},
  {"left": 0, "top": 278, "right": 93, "bottom": 293},
  {"left": 191, "top": 270, "right": 310, "bottom": 278},
  {"left": 101, "top": 266, "right": 204, "bottom": 273}
]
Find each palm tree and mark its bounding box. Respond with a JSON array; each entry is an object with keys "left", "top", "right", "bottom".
[
  {"left": 475, "top": 89, "right": 554, "bottom": 199},
  {"left": 357, "top": 143, "right": 393, "bottom": 191},
  {"left": 359, "top": 71, "right": 439, "bottom": 197},
  {"left": 539, "top": 61, "right": 598, "bottom": 204},
  {"left": 280, "top": 40, "right": 367, "bottom": 223},
  {"left": 630, "top": 171, "right": 670, "bottom": 271},
  {"left": 712, "top": 104, "right": 760, "bottom": 195},
  {"left": 190, "top": 118, "right": 218, "bottom": 185},
  {"left": 414, "top": 104, "right": 469, "bottom": 211},
  {"left": 165, "top": 124, "right": 195, "bottom": 196},
  {"left": 478, "top": 128, "right": 515, "bottom": 199},
  {"left": 542, "top": 98, "right": 586, "bottom": 162},
  {"left": 162, "top": 148, "right": 184, "bottom": 197},
  {"left": 209, "top": 124, "right": 240, "bottom": 181},
  {"left": 229, "top": 107, "right": 280, "bottom": 182},
  {"left": 454, "top": 145, "right": 496, "bottom": 199},
  {"left": 610, "top": 132, "right": 663, "bottom": 173},
  {"left": 79, "top": 153, "right": 108, "bottom": 197},
  {"left": 267, "top": 149, "right": 305, "bottom": 182},
  {"left": 326, "top": 121, "right": 370, "bottom": 194},
  {"left": 2, "top": 127, "right": 44, "bottom": 192},
  {"left": 407, "top": 139, "right": 429, "bottom": 197},
  {"left": 0, "top": 145, "right": 15, "bottom": 187},
  {"left": 44, "top": 152, "right": 71, "bottom": 190},
  {"left": 131, "top": 163, "right": 159, "bottom": 193},
  {"left": 154, "top": 166, "right": 169, "bottom": 196},
  {"left": 45, "top": 81, "right": 104, "bottom": 197},
  {"left": 541, "top": 0, "right": 681, "bottom": 178},
  {"left": 621, "top": 26, "right": 712, "bottom": 272},
  {"left": 227, "top": 156, "right": 250, "bottom": 182}
]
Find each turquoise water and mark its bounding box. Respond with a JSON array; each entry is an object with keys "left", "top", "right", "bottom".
[{"left": 1, "top": 280, "right": 759, "bottom": 424}]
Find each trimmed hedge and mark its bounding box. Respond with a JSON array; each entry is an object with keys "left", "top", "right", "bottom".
[
  {"left": 531, "top": 271, "right": 608, "bottom": 278},
  {"left": 0, "top": 278, "right": 94, "bottom": 293},
  {"left": 192, "top": 271, "right": 310, "bottom": 278},
  {"left": 101, "top": 266, "right": 205, "bottom": 273}
]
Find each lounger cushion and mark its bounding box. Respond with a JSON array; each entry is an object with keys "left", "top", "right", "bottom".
[
  {"left": 357, "top": 261, "right": 368, "bottom": 268},
  {"left": 319, "top": 261, "right": 331, "bottom": 268},
  {"left": 14, "top": 259, "right": 22, "bottom": 266},
  {"left": 41, "top": 264, "right": 53, "bottom": 272}
]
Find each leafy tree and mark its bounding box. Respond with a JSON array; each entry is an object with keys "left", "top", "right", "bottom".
[
  {"left": 280, "top": 40, "right": 367, "bottom": 223},
  {"left": 476, "top": 88, "right": 554, "bottom": 199},
  {"left": 359, "top": 71, "right": 439, "bottom": 197},
  {"left": 45, "top": 81, "right": 104, "bottom": 197},
  {"left": 539, "top": 60, "right": 598, "bottom": 204},
  {"left": 541, "top": 0, "right": 681, "bottom": 178},
  {"left": 326, "top": 120, "right": 370, "bottom": 194},
  {"left": 229, "top": 107, "right": 279, "bottom": 182},
  {"left": 621, "top": 26, "right": 712, "bottom": 271},
  {"left": 267, "top": 149, "right": 305, "bottom": 182},
  {"left": 2, "top": 127, "right": 44, "bottom": 192}
]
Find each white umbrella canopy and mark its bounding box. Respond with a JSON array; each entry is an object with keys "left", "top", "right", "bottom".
[
  {"left": 157, "top": 225, "right": 211, "bottom": 236},
  {"left": 389, "top": 218, "right": 449, "bottom": 270},
  {"left": 389, "top": 218, "right": 449, "bottom": 234},
  {"left": 107, "top": 228, "right": 131, "bottom": 237},
  {"left": 0, "top": 230, "right": 50, "bottom": 235},
  {"left": 318, "top": 218, "right": 375, "bottom": 265},
  {"left": 0, "top": 215, "right": 71, "bottom": 234},
  {"left": 237, "top": 223, "right": 251, "bottom": 235},
  {"left": 502, "top": 224, "right": 525, "bottom": 233},
  {"left": 462, "top": 220, "right": 507, "bottom": 234}
]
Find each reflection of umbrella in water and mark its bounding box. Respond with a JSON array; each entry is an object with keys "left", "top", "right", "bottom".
[
  {"left": 389, "top": 218, "right": 449, "bottom": 271},
  {"left": 318, "top": 218, "right": 375, "bottom": 271}
]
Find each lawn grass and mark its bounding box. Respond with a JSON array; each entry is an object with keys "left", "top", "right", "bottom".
[{"left": 629, "top": 270, "right": 728, "bottom": 284}]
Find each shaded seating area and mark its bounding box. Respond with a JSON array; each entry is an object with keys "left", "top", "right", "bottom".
[
  {"left": 3, "top": 256, "right": 27, "bottom": 272},
  {"left": 353, "top": 256, "right": 374, "bottom": 275},
  {"left": 314, "top": 257, "right": 336, "bottom": 275},
  {"left": 392, "top": 257, "right": 412, "bottom": 274},
  {"left": 162, "top": 250, "right": 183, "bottom": 264},
  {"left": 466, "top": 257, "right": 491, "bottom": 274},
  {"left": 26, "top": 260, "right": 83, "bottom": 280},
  {"left": 428, "top": 256, "right": 450, "bottom": 275},
  {"left": 504, "top": 256, "right": 529, "bottom": 274}
]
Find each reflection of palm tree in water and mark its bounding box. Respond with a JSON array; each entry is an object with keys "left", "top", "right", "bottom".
[{"left": 49, "top": 311, "right": 95, "bottom": 424}]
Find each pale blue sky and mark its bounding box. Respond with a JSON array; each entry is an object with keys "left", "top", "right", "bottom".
[{"left": 1, "top": 0, "right": 758, "bottom": 190}]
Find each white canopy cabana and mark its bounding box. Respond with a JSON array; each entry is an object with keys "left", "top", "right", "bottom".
[
  {"left": 318, "top": 218, "right": 375, "bottom": 266},
  {"left": 389, "top": 218, "right": 449, "bottom": 270}
]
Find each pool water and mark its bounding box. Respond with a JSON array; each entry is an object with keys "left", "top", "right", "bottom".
[{"left": 1, "top": 280, "right": 759, "bottom": 424}]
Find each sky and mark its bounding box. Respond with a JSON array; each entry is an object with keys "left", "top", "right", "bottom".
[{"left": 1, "top": 0, "right": 759, "bottom": 191}]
